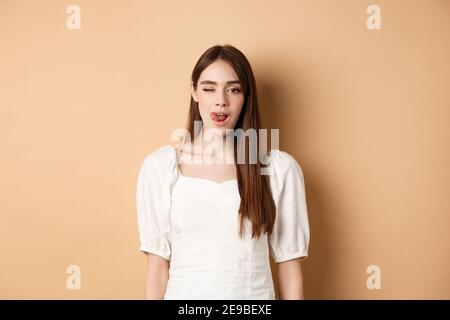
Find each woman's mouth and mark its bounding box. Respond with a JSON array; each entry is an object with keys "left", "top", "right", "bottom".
[{"left": 210, "top": 112, "right": 230, "bottom": 126}]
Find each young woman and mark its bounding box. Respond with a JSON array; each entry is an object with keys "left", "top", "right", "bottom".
[{"left": 136, "top": 45, "right": 310, "bottom": 300}]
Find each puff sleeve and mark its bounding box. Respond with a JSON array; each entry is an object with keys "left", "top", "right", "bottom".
[
  {"left": 268, "top": 150, "right": 310, "bottom": 263},
  {"left": 136, "top": 151, "right": 173, "bottom": 261}
]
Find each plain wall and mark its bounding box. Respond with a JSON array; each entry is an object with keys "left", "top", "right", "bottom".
[{"left": 0, "top": 0, "right": 449, "bottom": 299}]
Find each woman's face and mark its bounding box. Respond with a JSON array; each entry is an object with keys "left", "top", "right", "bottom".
[{"left": 191, "top": 59, "right": 245, "bottom": 137}]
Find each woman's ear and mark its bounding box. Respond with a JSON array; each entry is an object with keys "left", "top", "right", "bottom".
[{"left": 191, "top": 82, "right": 199, "bottom": 102}]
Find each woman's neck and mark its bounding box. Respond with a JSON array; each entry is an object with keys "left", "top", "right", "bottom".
[{"left": 183, "top": 129, "right": 235, "bottom": 164}]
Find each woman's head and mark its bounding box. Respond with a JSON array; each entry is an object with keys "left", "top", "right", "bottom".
[
  {"left": 182, "top": 44, "right": 276, "bottom": 240},
  {"left": 187, "top": 44, "right": 260, "bottom": 139},
  {"left": 191, "top": 59, "right": 244, "bottom": 136}
]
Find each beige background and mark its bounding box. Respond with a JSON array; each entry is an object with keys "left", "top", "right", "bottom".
[{"left": 1, "top": 0, "right": 449, "bottom": 299}]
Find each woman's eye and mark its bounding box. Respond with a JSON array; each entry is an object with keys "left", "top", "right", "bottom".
[{"left": 202, "top": 88, "right": 241, "bottom": 93}]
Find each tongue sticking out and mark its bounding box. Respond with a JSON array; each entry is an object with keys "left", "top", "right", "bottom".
[{"left": 212, "top": 113, "right": 228, "bottom": 121}]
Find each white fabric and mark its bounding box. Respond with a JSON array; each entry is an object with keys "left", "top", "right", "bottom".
[{"left": 136, "top": 144, "right": 310, "bottom": 299}]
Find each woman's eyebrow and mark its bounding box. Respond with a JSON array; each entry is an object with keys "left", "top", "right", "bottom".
[{"left": 199, "top": 80, "right": 241, "bottom": 85}]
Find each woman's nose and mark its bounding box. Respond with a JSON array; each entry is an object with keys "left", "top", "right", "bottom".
[{"left": 215, "top": 90, "right": 228, "bottom": 106}]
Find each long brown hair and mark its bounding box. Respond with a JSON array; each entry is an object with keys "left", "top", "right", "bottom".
[{"left": 179, "top": 44, "right": 276, "bottom": 240}]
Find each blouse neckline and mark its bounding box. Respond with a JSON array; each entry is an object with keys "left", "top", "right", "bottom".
[
  {"left": 169, "top": 144, "right": 238, "bottom": 186},
  {"left": 179, "top": 173, "right": 237, "bottom": 186}
]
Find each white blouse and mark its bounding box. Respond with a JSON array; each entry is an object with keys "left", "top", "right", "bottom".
[{"left": 136, "top": 144, "right": 310, "bottom": 300}]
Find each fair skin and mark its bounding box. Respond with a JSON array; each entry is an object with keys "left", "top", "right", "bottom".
[
  {"left": 144, "top": 253, "right": 169, "bottom": 299},
  {"left": 277, "top": 258, "right": 306, "bottom": 299},
  {"left": 145, "top": 59, "right": 305, "bottom": 299},
  {"left": 178, "top": 59, "right": 244, "bottom": 182}
]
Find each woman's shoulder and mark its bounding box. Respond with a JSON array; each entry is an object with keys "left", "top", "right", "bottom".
[
  {"left": 140, "top": 144, "right": 177, "bottom": 175},
  {"left": 264, "top": 149, "right": 305, "bottom": 187},
  {"left": 267, "top": 149, "right": 297, "bottom": 163},
  {"left": 265, "top": 149, "right": 306, "bottom": 200},
  {"left": 266, "top": 149, "right": 302, "bottom": 173}
]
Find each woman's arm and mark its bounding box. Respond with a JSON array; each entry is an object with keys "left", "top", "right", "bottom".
[
  {"left": 276, "top": 258, "right": 305, "bottom": 300},
  {"left": 144, "top": 253, "right": 170, "bottom": 299}
]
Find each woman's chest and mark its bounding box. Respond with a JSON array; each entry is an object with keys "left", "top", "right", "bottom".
[{"left": 170, "top": 175, "right": 243, "bottom": 236}]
